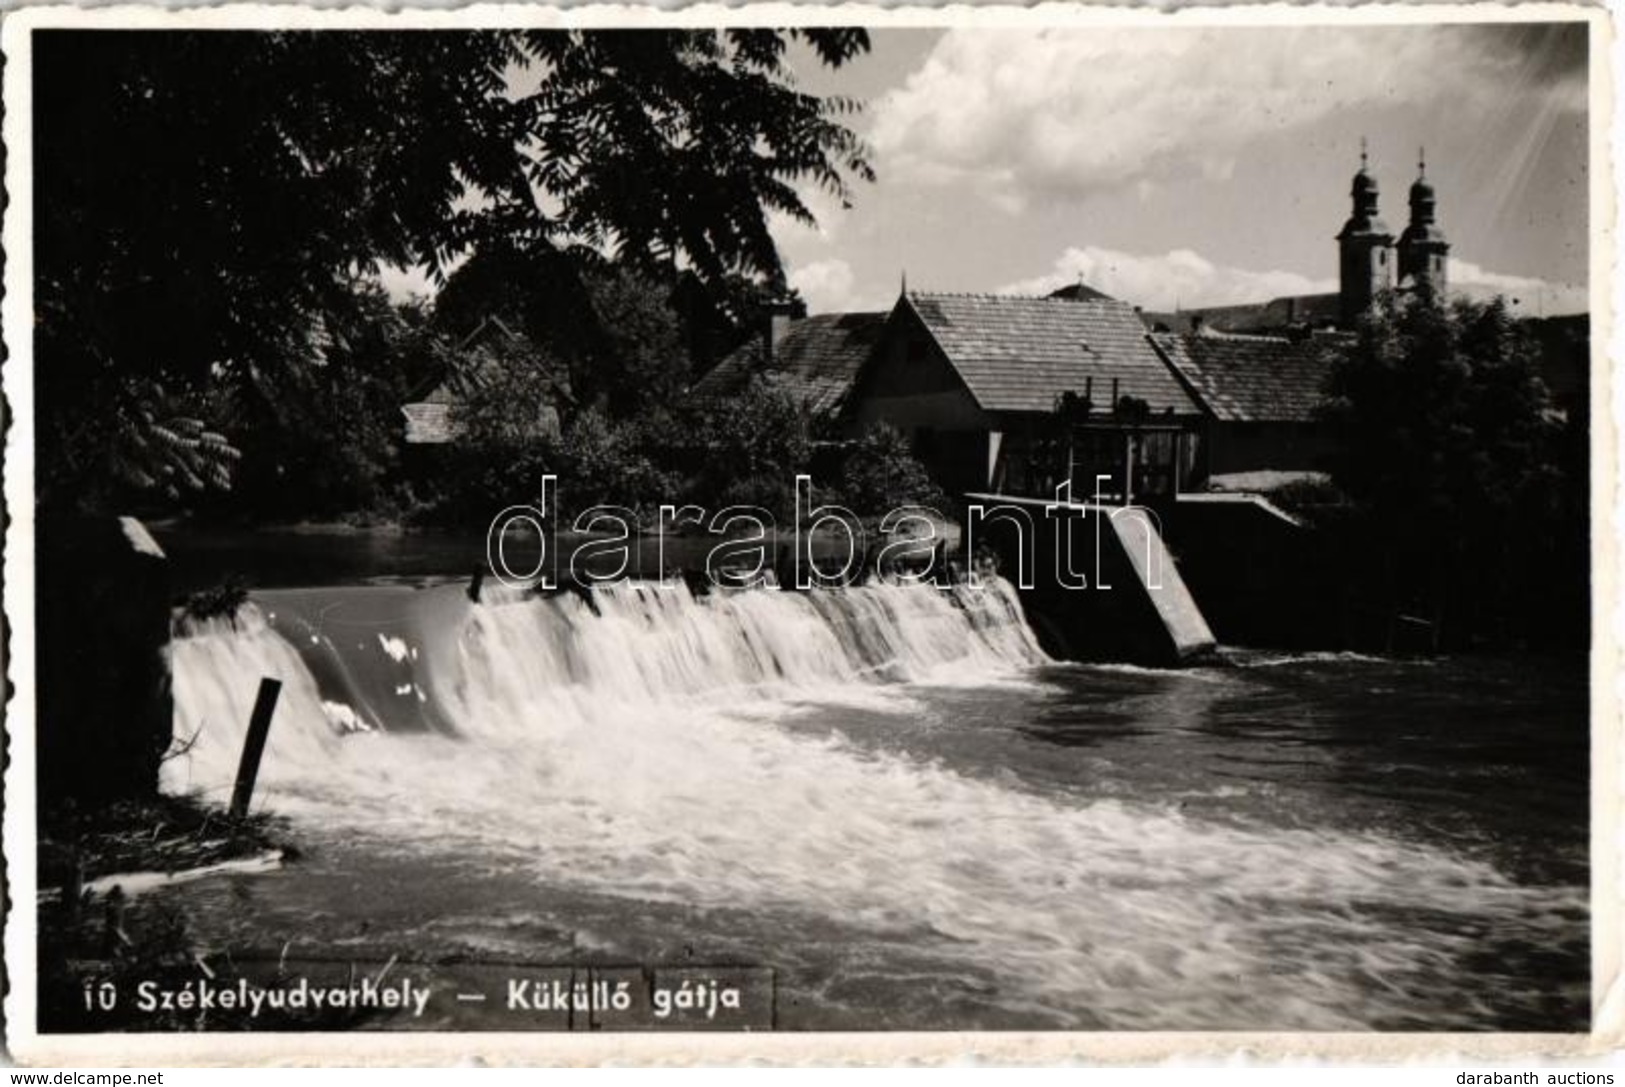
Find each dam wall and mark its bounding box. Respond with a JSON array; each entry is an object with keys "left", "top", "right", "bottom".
[{"left": 963, "top": 493, "right": 1215, "bottom": 667}]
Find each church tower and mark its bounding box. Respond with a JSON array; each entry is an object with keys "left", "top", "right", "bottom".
[
  {"left": 1398, "top": 149, "right": 1450, "bottom": 298},
  {"left": 1337, "top": 140, "right": 1395, "bottom": 324}
]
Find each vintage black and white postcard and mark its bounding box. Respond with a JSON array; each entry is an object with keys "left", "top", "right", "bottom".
[{"left": 1, "top": 2, "right": 1616, "bottom": 1066}]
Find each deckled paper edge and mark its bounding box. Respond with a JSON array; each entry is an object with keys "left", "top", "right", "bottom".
[{"left": 1, "top": 0, "right": 1617, "bottom": 1066}]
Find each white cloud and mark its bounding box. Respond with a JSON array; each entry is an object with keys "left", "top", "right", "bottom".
[
  {"left": 789, "top": 258, "right": 859, "bottom": 313},
  {"left": 999, "top": 245, "right": 1588, "bottom": 317},
  {"left": 870, "top": 26, "right": 1579, "bottom": 208},
  {"left": 1000, "top": 245, "right": 1334, "bottom": 311},
  {"left": 1449, "top": 258, "right": 1588, "bottom": 316}
]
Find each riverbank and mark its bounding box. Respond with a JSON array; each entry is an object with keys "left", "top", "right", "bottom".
[
  {"left": 35, "top": 795, "right": 381, "bottom": 1031},
  {"left": 39, "top": 793, "right": 287, "bottom": 893}
]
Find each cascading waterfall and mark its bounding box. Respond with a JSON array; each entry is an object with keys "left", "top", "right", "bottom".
[
  {"left": 165, "top": 576, "right": 1583, "bottom": 1030},
  {"left": 168, "top": 576, "right": 1044, "bottom": 789}
]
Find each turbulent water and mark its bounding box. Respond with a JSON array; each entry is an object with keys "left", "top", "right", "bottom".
[{"left": 163, "top": 577, "right": 1589, "bottom": 1031}]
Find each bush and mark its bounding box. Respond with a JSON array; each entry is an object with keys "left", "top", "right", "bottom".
[
  {"left": 690, "top": 379, "right": 813, "bottom": 520},
  {"left": 551, "top": 408, "right": 680, "bottom": 522},
  {"left": 179, "top": 577, "right": 250, "bottom": 627},
  {"left": 1264, "top": 475, "right": 1350, "bottom": 523},
  {"left": 838, "top": 423, "right": 946, "bottom": 516},
  {"left": 414, "top": 382, "right": 678, "bottom": 529}
]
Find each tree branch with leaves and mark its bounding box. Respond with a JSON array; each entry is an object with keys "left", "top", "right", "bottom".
[{"left": 34, "top": 28, "right": 874, "bottom": 514}]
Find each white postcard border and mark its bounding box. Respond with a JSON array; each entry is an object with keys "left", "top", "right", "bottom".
[{"left": 3, "top": 1, "right": 1618, "bottom": 1065}]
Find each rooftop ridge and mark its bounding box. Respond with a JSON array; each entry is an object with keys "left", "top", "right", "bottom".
[
  {"left": 1194, "top": 330, "right": 1296, "bottom": 344},
  {"left": 791, "top": 310, "right": 887, "bottom": 323},
  {"left": 906, "top": 289, "right": 1129, "bottom": 306}
]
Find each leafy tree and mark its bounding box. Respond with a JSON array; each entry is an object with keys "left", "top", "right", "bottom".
[
  {"left": 431, "top": 252, "right": 695, "bottom": 420},
  {"left": 585, "top": 268, "right": 695, "bottom": 418},
  {"left": 839, "top": 423, "right": 946, "bottom": 515},
  {"left": 413, "top": 335, "right": 564, "bottom": 525},
  {"left": 442, "top": 335, "right": 568, "bottom": 453},
  {"left": 552, "top": 408, "right": 679, "bottom": 519},
  {"left": 204, "top": 284, "right": 422, "bottom": 520},
  {"left": 670, "top": 270, "right": 790, "bottom": 375},
  {"left": 46, "top": 376, "right": 239, "bottom": 512},
  {"left": 35, "top": 28, "right": 873, "bottom": 513},
  {"left": 693, "top": 379, "right": 813, "bottom": 519},
  {"left": 417, "top": 338, "right": 677, "bottom": 525},
  {"left": 1318, "top": 289, "right": 1581, "bottom": 647}
]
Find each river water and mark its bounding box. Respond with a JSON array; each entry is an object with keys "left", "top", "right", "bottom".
[{"left": 158, "top": 561, "right": 1589, "bottom": 1032}]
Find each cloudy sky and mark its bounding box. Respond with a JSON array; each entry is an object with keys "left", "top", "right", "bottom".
[{"left": 774, "top": 21, "right": 1590, "bottom": 316}]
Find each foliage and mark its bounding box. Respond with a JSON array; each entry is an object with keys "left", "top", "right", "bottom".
[
  {"left": 197, "top": 284, "right": 422, "bottom": 521},
  {"left": 586, "top": 268, "right": 697, "bottom": 418},
  {"left": 39, "top": 794, "right": 285, "bottom": 887},
  {"left": 417, "top": 351, "right": 677, "bottom": 526},
  {"left": 413, "top": 346, "right": 560, "bottom": 524},
  {"left": 35, "top": 29, "right": 873, "bottom": 514},
  {"left": 839, "top": 423, "right": 947, "bottom": 515},
  {"left": 557, "top": 409, "right": 679, "bottom": 517},
  {"left": 691, "top": 379, "right": 814, "bottom": 519},
  {"left": 1323, "top": 295, "right": 1558, "bottom": 517},
  {"left": 108, "top": 385, "right": 238, "bottom": 497},
  {"left": 1262, "top": 475, "right": 1351, "bottom": 524},
  {"left": 1113, "top": 394, "right": 1153, "bottom": 426},
  {"left": 43, "top": 375, "right": 241, "bottom": 512},
  {"left": 179, "top": 577, "right": 251, "bottom": 627},
  {"left": 36, "top": 795, "right": 375, "bottom": 1032},
  {"left": 432, "top": 256, "right": 697, "bottom": 421},
  {"left": 671, "top": 271, "right": 798, "bottom": 375},
  {"left": 1317, "top": 290, "right": 1582, "bottom": 646},
  {"left": 446, "top": 335, "right": 568, "bottom": 452}
]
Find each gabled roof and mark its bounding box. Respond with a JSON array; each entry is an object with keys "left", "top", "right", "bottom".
[
  {"left": 902, "top": 292, "right": 1199, "bottom": 415},
  {"left": 1151, "top": 332, "right": 1339, "bottom": 423},
  {"left": 691, "top": 312, "right": 887, "bottom": 417},
  {"left": 1047, "top": 282, "right": 1116, "bottom": 302}
]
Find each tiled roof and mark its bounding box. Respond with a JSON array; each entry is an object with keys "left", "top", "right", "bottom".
[
  {"left": 1152, "top": 332, "right": 1339, "bottom": 423},
  {"left": 905, "top": 293, "right": 1199, "bottom": 415},
  {"left": 691, "top": 312, "right": 887, "bottom": 417}
]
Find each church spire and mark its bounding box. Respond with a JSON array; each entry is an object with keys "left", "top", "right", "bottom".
[
  {"left": 1408, "top": 148, "right": 1437, "bottom": 223},
  {"left": 1338, "top": 139, "right": 1393, "bottom": 323},
  {"left": 1399, "top": 148, "right": 1448, "bottom": 297}
]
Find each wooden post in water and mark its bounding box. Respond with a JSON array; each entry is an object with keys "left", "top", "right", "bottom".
[{"left": 230, "top": 678, "right": 282, "bottom": 819}]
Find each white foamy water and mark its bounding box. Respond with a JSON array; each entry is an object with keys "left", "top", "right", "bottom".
[{"left": 166, "top": 578, "right": 1582, "bottom": 1029}]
